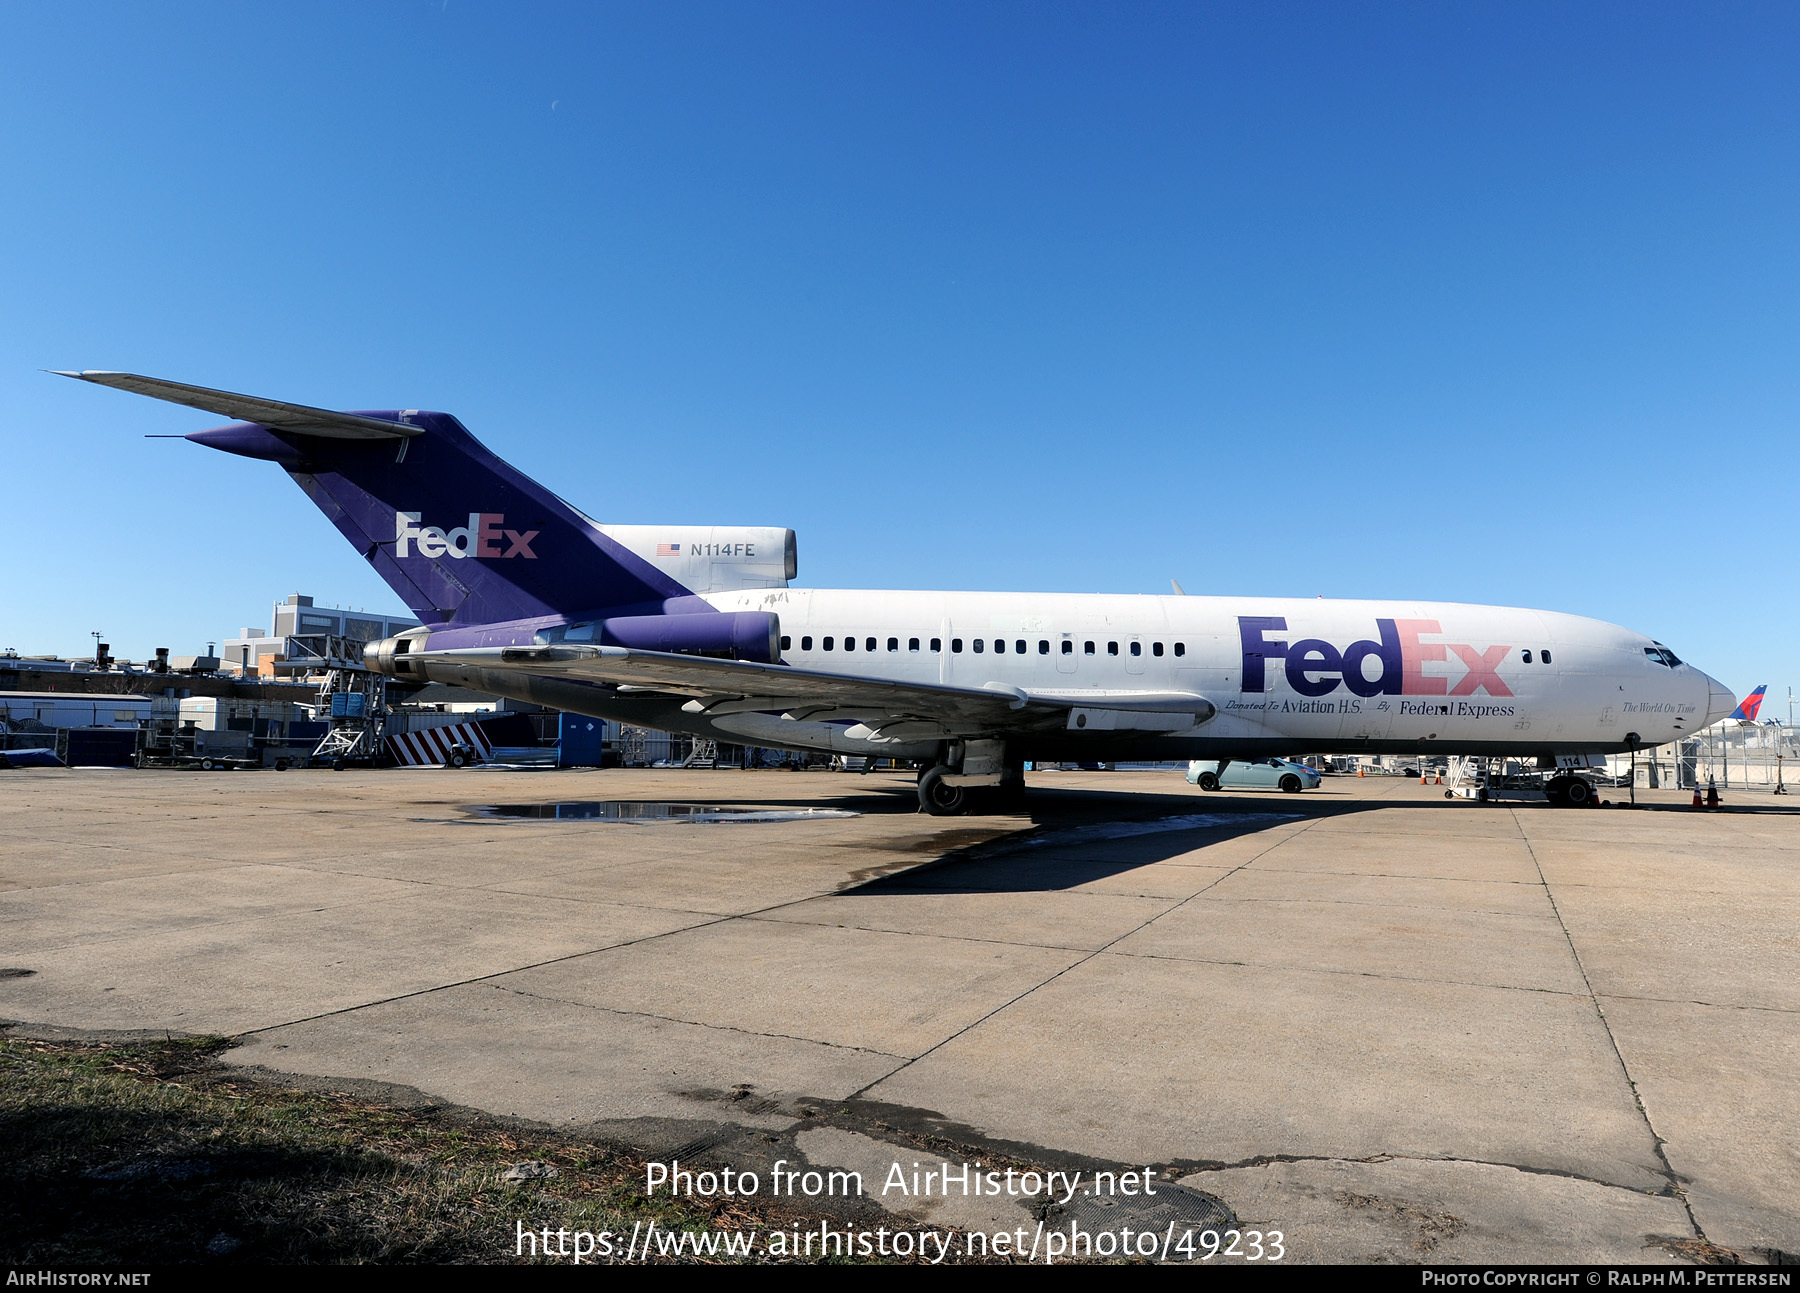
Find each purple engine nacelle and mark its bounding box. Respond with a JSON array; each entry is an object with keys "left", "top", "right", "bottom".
[
  {"left": 591, "top": 611, "right": 781, "bottom": 662},
  {"left": 366, "top": 609, "right": 783, "bottom": 680}
]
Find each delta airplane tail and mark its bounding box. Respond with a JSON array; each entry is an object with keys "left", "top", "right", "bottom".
[
  {"left": 60, "top": 373, "right": 700, "bottom": 628},
  {"left": 1731, "top": 685, "right": 1767, "bottom": 724}
]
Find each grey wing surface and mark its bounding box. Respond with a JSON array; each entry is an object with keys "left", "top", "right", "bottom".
[{"left": 408, "top": 644, "right": 1214, "bottom": 738}]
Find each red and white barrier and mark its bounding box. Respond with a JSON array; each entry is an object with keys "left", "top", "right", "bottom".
[{"left": 385, "top": 721, "right": 495, "bottom": 767}]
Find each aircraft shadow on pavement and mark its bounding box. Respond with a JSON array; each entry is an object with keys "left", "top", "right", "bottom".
[{"left": 842, "top": 784, "right": 1352, "bottom": 895}]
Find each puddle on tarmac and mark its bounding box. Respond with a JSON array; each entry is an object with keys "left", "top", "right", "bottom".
[{"left": 470, "top": 801, "right": 859, "bottom": 824}]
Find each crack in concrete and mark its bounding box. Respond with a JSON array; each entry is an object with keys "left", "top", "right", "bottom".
[
  {"left": 1175, "top": 1148, "right": 1689, "bottom": 1199},
  {"left": 484, "top": 981, "right": 909, "bottom": 1059},
  {"left": 227, "top": 853, "right": 1059, "bottom": 1041},
  {"left": 1183, "top": 892, "right": 1552, "bottom": 917},
  {"left": 738, "top": 913, "right": 1115, "bottom": 955},
  {"left": 231, "top": 910, "right": 751, "bottom": 1038},
  {"left": 845, "top": 814, "right": 1336, "bottom": 1098},
  {"left": 1089, "top": 946, "right": 1589, "bottom": 996},
  {"left": 1508, "top": 807, "right": 1708, "bottom": 1244},
  {"left": 1594, "top": 992, "right": 1800, "bottom": 1016}
]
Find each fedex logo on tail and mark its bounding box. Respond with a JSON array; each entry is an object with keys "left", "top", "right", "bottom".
[
  {"left": 395, "top": 511, "right": 538, "bottom": 560},
  {"left": 1239, "top": 617, "right": 1512, "bottom": 698}
]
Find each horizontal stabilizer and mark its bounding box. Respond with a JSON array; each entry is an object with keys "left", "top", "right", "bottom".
[{"left": 53, "top": 371, "right": 423, "bottom": 440}]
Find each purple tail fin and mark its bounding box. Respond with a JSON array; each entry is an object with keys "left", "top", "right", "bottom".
[{"left": 188, "top": 411, "right": 692, "bottom": 626}]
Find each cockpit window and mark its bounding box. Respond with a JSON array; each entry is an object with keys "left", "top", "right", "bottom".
[{"left": 1644, "top": 645, "right": 1682, "bottom": 667}]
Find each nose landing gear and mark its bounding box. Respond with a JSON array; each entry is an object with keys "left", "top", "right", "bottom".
[{"left": 1544, "top": 775, "right": 1595, "bottom": 807}]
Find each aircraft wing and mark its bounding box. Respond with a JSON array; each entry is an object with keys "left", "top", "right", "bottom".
[{"left": 408, "top": 644, "right": 1215, "bottom": 737}]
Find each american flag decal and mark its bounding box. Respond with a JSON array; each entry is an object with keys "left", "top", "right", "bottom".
[{"left": 657, "top": 542, "right": 681, "bottom": 556}]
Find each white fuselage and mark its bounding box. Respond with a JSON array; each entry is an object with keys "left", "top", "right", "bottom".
[{"left": 701, "top": 587, "right": 1729, "bottom": 758}]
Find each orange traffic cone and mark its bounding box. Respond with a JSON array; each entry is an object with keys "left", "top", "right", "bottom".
[
  {"left": 1420, "top": 771, "right": 1428, "bottom": 785},
  {"left": 1706, "top": 779, "right": 1720, "bottom": 810},
  {"left": 1435, "top": 772, "right": 1443, "bottom": 785},
  {"left": 1358, "top": 767, "right": 1365, "bottom": 777},
  {"left": 1691, "top": 785, "right": 1703, "bottom": 809}
]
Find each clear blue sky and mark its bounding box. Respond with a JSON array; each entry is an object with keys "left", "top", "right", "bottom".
[{"left": 3, "top": 2, "right": 1795, "bottom": 709}]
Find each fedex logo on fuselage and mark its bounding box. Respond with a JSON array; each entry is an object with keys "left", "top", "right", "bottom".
[
  {"left": 394, "top": 511, "right": 538, "bottom": 560},
  {"left": 1238, "top": 617, "right": 1512, "bottom": 698}
]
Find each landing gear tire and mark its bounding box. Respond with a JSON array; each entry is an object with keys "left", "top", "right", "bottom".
[
  {"left": 1563, "top": 777, "right": 1594, "bottom": 808},
  {"left": 918, "top": 766, "right": 967, "bottom": 816},
  {"left": 1279, "top": 774, "right": 1303, "bottom": 794},
  {"left": 1196, "top": 771, "right": 1221, "bottom": 791},
  {"left": 1545, "top": 776, "right": 1571, "bottom": 807}
]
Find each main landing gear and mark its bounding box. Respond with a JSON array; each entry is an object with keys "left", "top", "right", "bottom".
[
  {"left": 916, "top": 744, "right": 1025, "bottom": 816},
  {"left": 917, "top": 765, "right": 966, "bottom": 815}
]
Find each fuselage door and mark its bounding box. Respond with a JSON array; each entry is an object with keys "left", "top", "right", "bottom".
[{"left": 1125, "top": 634, "right": 1146, "bottom": 676}]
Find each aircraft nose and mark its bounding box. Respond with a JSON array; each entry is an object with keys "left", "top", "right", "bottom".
[{"left": 1698, "top": 671, "right": 1737, "bottom": 728}]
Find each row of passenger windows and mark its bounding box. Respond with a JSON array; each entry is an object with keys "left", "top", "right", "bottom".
[
  {"left": 1522, "top": 649, "right": 1553, "bottom": 664},
  {"left": 777, "top": 634, "right": 1187, "bottom": 658}
]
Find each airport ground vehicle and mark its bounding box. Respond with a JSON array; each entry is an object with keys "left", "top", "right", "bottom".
[{"left": 1188, "top": 757, "right": 1320, "bottom": 793}]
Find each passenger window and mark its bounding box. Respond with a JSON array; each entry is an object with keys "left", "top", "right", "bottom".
[
  {"left": 1084, "top": 641, "right": 1095, "bottom": 655},
  {"left": 843, "top": 637, "right": 854, "bottom": 652},
  {"left": 931, "top": 638, "right": 942, "bottom": 652},
  {"left": 973, "top": 639, "right": 985, "bottom": 653},
  {"left": 1129, "top": 641, "right": 1141, "bottom": 657},
  {"left": 866, "top": 637, "right": 876, "bottom": 652},
  {"left": 993, "top": 639, "right": 1004, "bottom": 654},
  {"left": 1061, "top": 640, "right": 1073, "bottom": 655},
  {"left": 1038, "top": 640, "right": 1049, "bottom": 655},
  {"left": 801, "top": 636, "right": 813, "bottom": 651},
  {"left": 1522, "top": 650, "right": 1532, "bottom": 663},
  {"left": 1542, "top": 650, "right": 1552, "bottom": 664},
  {"left": 1016, "top": 639, "right": 1027, "bottom": 655},
  {"left": 887, "top": 637, "right": 898, "bottom": 652},
  {"left": 909, "top": 637, "right": 920, "bottom": 652},
  {"left": 780, "top": 636, "right": 791, "bottom": 650},
  {"left": 1174, "top": 643, "right": 1185, "bottom": 657},
  {"left": 951, "top": 638, "right": 963, "bottom": 653},
  {"left": 1107, "top": 641, "right": 1119, "bottom": 656},
  {"left": 1152, "top": 642, "right": 1163, "bottom": 657},
  {"left": 823, "top": 636, "right": 834, "bottom": 651}
]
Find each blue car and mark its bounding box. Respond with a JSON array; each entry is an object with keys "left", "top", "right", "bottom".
[{"left": 1187, "top": 757, "right": 1321, "bottom": 793}]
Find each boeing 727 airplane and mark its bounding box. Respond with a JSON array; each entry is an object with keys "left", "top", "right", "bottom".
[{"left": 61, "top": 371, "right": 1738, "bottom": 813}]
